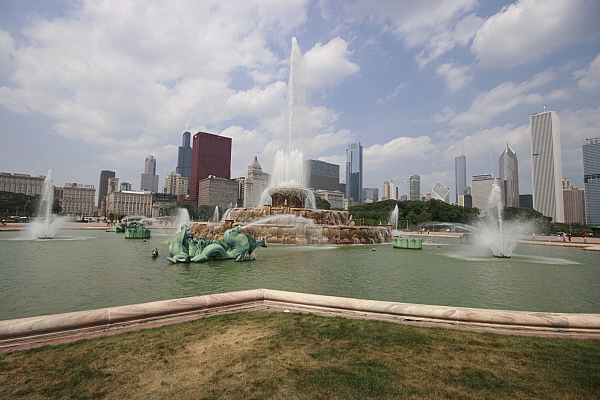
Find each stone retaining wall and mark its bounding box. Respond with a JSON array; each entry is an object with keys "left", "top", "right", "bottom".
[{"left": 1, "top": 289, "right": 599, "bottom": 352}]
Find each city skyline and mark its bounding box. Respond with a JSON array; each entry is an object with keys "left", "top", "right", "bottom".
[{"left": 0, "top": 1, "right": 599, "bottom": 200}]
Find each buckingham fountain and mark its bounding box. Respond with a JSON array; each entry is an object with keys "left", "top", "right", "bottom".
[{"left": 169, "top": 38, "right": 391, "bottom": 257}]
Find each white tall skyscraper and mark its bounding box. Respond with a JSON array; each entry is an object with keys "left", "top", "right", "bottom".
[
  {"left": 530, "top": 111, "right": 564, "bottom": 223},
  {"left": 499, "top": 143, "right": 519, "bottom": 208}
]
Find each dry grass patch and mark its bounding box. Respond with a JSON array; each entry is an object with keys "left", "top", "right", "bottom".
[{"left": 1, "top": 311, "right": 599, "bottom": 399}]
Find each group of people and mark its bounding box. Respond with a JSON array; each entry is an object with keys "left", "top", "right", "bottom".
[{"left": 556, "top": 232, "right": 591, "bottom": 243}]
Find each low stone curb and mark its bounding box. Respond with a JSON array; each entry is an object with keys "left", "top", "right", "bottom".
[{"left": 1, "top": 289, "right": 599, "bottom": 352}]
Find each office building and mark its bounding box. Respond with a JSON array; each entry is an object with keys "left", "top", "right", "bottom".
[
  {"left": 151, "top": 193, "right": 178, "bottom": 218},
  {"left": 362, "top": 187, "right": 379, "bottom": 203},
  {"left": 55, "top": 183, "right": 96, "bottom": 217},
  {"left": 305, "top": 160, "right": 339, "bottom": 191},
  {"left": 162, "top": 172, "right": 188, "bottom": 196},
  {"left": 458, "top": 194, "right": 472, "bottom": 207},
  {"left": 583, "top": 137, "right": 600, "bottom": 225},
  {"left": 563, "top": 186, "right": 585, "bottom": 225},
  {"left": 530, "top": 111, "right": 564, "bottom": 222},
  {"left": 520, "top": 194, "right": 533, "bottom": 209},
  {"left": 0, "top": 172, "right": 45, "bottom": 196},
  {"left": 315, "top": 189, "right": 345, "bottom": 209},
  {"left": 382, "top": 181, "right": 397, "bottom": 200},
  {"left": 120, "top": 182, "right": 132, "bottom": 192},
  {"left": 176, "top": 130, "right": 192, "bottom": 193},
  {"left": 471, "top": 174, "right": 499, "bottom": 211},
  {"left": 432, "top": 181, "right": 450, "bottom": 202},
  {"left": 140, "top": 155, "right": 159, "bottom": 193},
  {"left": 455, "top": 154, "right": 468, "bottom": 203},
  {"left": 345, "top": 142, "right": 363, "bottom": 203},
  {"left": 407, "top": 175, "right": 420, "bottom": 200},
  {"left": 197, "top": 176, "right": 238, "bottom": 209},
  {"left": 97, "top": 170, "right": 115, "bottom": 210},
  {"left": 190, "top": 132, "right": 232, "bottom": 202},
  {"left": 499, "top": 143, "right": 519, "bottom": 207},
  {"left": 106, "top": 189, "right": 153, "bottom": 218},
  {"left": 244, "top": 157, "right": 268, "bottom": 208}
]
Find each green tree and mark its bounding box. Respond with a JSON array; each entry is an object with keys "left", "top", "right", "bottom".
[
  {"left": 315, "top": 196, "right": 331, "bottom": 210},
  {"left": 52, "top": 197, "right": 62, "bottom": 213}
]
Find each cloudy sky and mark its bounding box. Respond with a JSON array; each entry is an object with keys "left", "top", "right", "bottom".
[{"left": 1, "top": 0, "right": 599, "bottom": 201}]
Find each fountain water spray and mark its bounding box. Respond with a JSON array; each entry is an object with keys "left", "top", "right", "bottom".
[
  {"left": 389, "top": 204, "right": 399, "bottom": 231},
  {"left": 174, "top": 208, "right": 190, "bottom": 228},
  {"left": 259, "top": 37, "right": 315, "bottom": 209},
  {"left": 25, "top": 169, "right": 68, "bottom": 239},
  {"left": 449, "top": 182, "right": 532, "bottom": 258},
  {"left": 213, "top": 206, "right": 220, "bottom": 223}
]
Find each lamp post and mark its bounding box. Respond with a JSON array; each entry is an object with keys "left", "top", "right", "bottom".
[{"left": 406, "top": 220, "right": 409, "bottom": 230}]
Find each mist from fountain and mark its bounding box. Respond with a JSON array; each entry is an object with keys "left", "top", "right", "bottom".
[
  {"left": 451, "top": 182, "right": 532, "bottom": 258},
  {"left": 174, "top": 208, "right": 191, "bottom": 228},
  {"left": 24, "top": 170, "right": 69, "bottom": 239}
]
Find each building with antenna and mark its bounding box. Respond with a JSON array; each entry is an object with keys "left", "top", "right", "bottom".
[
  {"left": 530, "top": 110, "right": 564, "bottom": 222},
  {"left": 499, "top": 143, "right": 519, "bottom": 207},
  {"left": 176, "top": 128, "right": 192, "bottom": 194}
]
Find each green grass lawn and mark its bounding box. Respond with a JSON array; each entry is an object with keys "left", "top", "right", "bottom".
[{"left": 1, "top": 311, "right": 599, "bottom": 399}]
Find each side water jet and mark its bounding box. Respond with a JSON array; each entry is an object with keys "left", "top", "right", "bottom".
[
  {"left": 389, "top": 204, "right": 399, "bottom": 231},
  {"left": 25, "top": 169, "right": 68, "bottom": 239},
  {"left": 213, "top": 206, "right": 220, "bottom": 223},
  {"left": 449, "top": 182, "right": 532, "bottom": 258}
]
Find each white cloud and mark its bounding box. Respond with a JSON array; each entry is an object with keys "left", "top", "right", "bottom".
[
  {"left": 436, "top": 63, "right": 472, "bottom": 93},
  {"left": 574, "top": 53, "right": 600, "bottom": 91},
  {"left": 472, "top": 0, "right": 600, "bottom": 68},
  {"left": 377, "top": 82, "right": 407, "bottom": 104},
  {"left": 342, "top": 0, "right": 480, "bottom": 66},
  {"left": 301, "top": 37, "right": 360, "bottom": 89},
  {"left": 450, "top": 68, "right": 556, "bottom": 126}
]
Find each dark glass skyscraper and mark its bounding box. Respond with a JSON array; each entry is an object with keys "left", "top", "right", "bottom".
[
  {"left": 190, "top": 131, "right": 232, "bottom": 202},
  {"left": 176, "top": 130, "right": 192, "bottom": 193},
  {"left": 583, "top": 137, "right": 600, "bottom": 225},
  {"left": 345, "top": 142, "right": 363, "bottom": 203},
  {"left": 98, "top": 170, "right": 115, "bottom": 209}
]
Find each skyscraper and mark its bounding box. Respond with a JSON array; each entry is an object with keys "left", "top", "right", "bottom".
[
  {"left": 432, "top": 181, "right": 450, "bottom": 203},
  {"left": 382, "top": 180, "right": 397, "bottom": 200},
  {"left": 244, "top": 156, "right": 268, "bottom": 208},
  {"left": 583, "top": 137, "right": 600, "bottom": 225},
  {"left": 176, "top": 130, "right": 192, "bottom": 193},
  {"left": 305, "top": 159, "right": 339, "bottom": 191},
  {"left": 140, "top": 155, "right": 159, "bottom": 192},
  {"left": 190, "top": 131, "right": 232, "bottom": 202},
  {"left": 407, "top": 175, "right": 420, "bottom": 200},
  {"left": 345, "top": 142, "right": 363, "bottom": 203},
  {"left": 455, "top": 154, "right": 467, "bottom": 203},
  {"left": 471, "top": 174, "right": 499, "bottom": 211},
  {"left": 530, "top": 111, "right": 564, "bottom": 222},
  {"left": 499, "top": 143, "right": 519, "bottom": 207},
  {"left": 98, "top": 170, "right": 115, "bottom": 210}
]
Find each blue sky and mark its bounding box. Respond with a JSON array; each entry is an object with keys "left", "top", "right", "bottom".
[{"left": 1, "top": 0, "right": 599, "bottom": 201}]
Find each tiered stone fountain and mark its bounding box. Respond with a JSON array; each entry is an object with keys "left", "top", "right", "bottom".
[{"left": 184, "top": 37, "right": 391, "bottom": 246}]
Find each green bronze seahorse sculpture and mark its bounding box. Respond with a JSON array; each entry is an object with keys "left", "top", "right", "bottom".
[{"left": 166, "top": 225, "right": 266, "bottom": 263}]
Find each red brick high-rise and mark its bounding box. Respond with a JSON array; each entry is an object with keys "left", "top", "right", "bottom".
[{"left": 190, "top": 132, "right": 232, "bottom": 201}]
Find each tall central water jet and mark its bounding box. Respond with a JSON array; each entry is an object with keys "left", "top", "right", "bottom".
[{"left": 260, "top": 37, "right": 315, "bottom": 209}]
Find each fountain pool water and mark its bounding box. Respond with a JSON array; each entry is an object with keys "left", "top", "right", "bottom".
[
  {"left": 24, "top": 170, "right": 69, "bottom": 239},
  {"left": 1, "top": 229, "right": 598, "bottom": 320}
]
